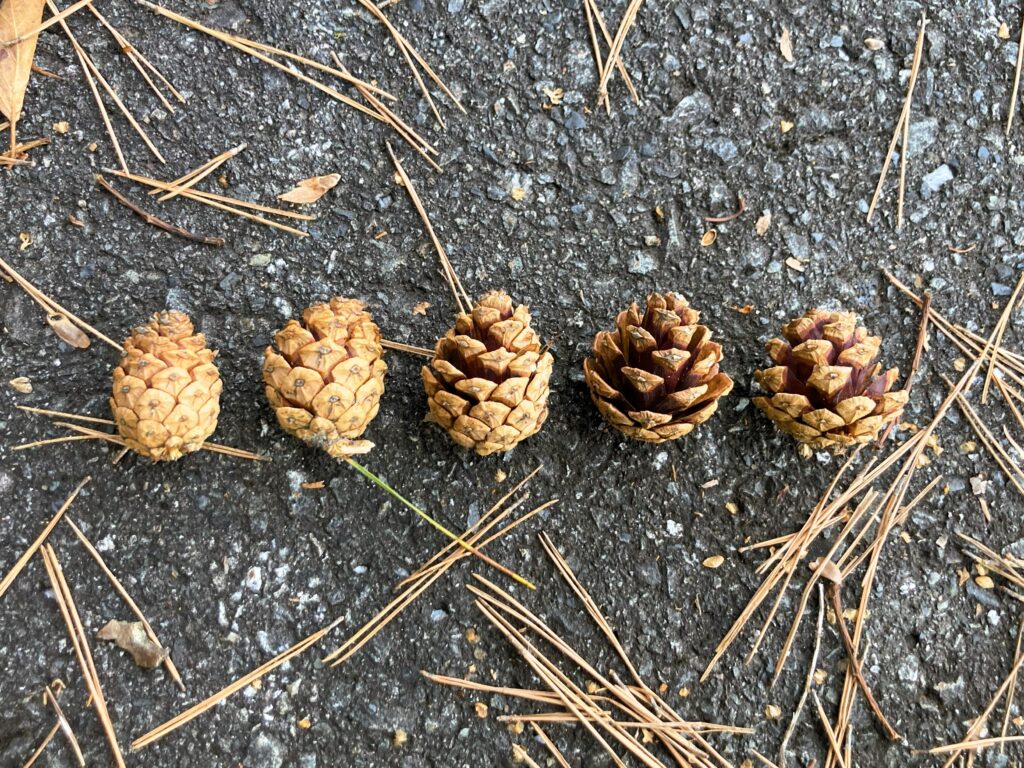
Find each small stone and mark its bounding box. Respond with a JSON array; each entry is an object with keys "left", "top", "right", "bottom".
[
  {"left": 662, "top": 92, "right": 711, "bottom": 130},
  {"left": 707, "top": 137, "right": 738, "bottom": 162},
  {"left": 246, "top": 733, "right": 285, "bottom": 768},
  {"left": 920, "top": 164, "right": 953, "bottom": 198},
  {"left": 628, "top": 252, "right": 656, "bottom": 275}
]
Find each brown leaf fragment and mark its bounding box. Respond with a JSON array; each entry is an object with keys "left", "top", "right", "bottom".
[
  {"left": 277, "top": 173, "right": 341, "bottom": 205},
  {"left": 8, "top": 375, "right": 31, "bottom": 392},
  {"left": 46, "top": 313, "right": 90, "bottom": 348},
  {"left": 780, "top": 27, "right": 794, "bottom": 62},
  {"left": 0, "top": 0, "right": 47, "bottom": 124},
  {"left": 412, "top": 301, "right": 430, "bottom": 316},
  {"left": 97, "top": 620, "right": 167, "bottom": 669}
]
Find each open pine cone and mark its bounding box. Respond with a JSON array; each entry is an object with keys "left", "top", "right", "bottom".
[
  {"left": 422, "top": 291, "right": 553, "bottom": 456},
  {"left": 263, "top": 298, "right": 386, "bottom": 457},
  {"left": 584, "top": 292, "right": 733, "bottom": 442},
  {"left": 110, "top": 311, "right": 222, "bottom": 461},
  {"left": 752, "top": 309, "right": 907, "bottom": 450}
]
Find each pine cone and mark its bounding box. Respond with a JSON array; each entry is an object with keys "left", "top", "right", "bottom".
[
  {"left": 583, "top": 292, "right": 733, "bottom": 442},
  {"left": 752, "top": 309, "right": 907, "bottom": 449},
  {"left": 263, "top": 298, "right": 386, "bottom": 457},
  {"left": 422, "top": 291, "right": 553, "bottom": 456},
  {"left": 110, "top": 311, "right": 222, "bottom": 461}
]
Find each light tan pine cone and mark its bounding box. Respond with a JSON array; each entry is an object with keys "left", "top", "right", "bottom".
[
  {"left": 422, "top": 291, "right": 553, "bottom": 456},
  {"left": 110, "top": 310, "right": 222, "bottom": 461},
  {"left": 263, "top": 298, "right": 386, "bottom": 457}
]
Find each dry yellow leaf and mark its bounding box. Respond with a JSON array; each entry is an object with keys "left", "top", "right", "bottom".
[
  {"left": 506, "top": 720, "right": 524, "bottom": 736},
  {"left": 780, "top": 120, "right": 794, "bottom": 133},
  {"left": 8, "top": 375, "right": 31, "bottom": 393},
  {"left": 393, "top": 729, "right": 408, "bottom": 747},
  {"left": 0, "top": 0, "right": 47, "bottom": 125},
  {"left": 780, "top": 27, "right": 794, "bottom": 62},
  {"left": 678, "top": 686, "right": 690, "bottom": 698},
  {"left": 52, "top": 119, "right": 68, "bottom": 134},
  {"left": 96, "top": 620, "right": 167, "bottom": 668},
  {"left": 297, "top": 718, "right": 311, "bottom": 729},
  {"left": 976, "top": 575, "right": 995, "bottom": 590},
  {"left": 412, "top": 301, "right": 430, "bottom": 316},
  {"left": 703, "top": 554, "right": 725, "bottom": 569},
  {"left": 278, "top": 173, "right": 341, "bottom": 205},
  {"left": 474, "top": 702, "right": 488, "bottom": 719},
  {"left": 813, "top": 669, "right": 828, "bottom": 685},
  {"left": 999, "top": 22, "right": 1011, "bottom": 39},
  {"left": 510, "top": 186, "right": 525, "bottom": 201}
]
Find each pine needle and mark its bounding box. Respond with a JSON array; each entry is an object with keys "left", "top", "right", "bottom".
[
  {"left": 343, "top": 457, "right": 535, "bottom": 589},
  {"left": 65, "top": 518, "right": 184, "bottom": 691},
  {"left": 0, "top": 478, "right": 90, "bottom": 601}
]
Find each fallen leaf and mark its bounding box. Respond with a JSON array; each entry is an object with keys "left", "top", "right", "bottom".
[
  {"left": 8, "top": 375, "right": 30, "bottom": 393},
  {"left": 96, "top": 620, "right": 167, "bottom": 669},
  {"left": 755, "top": 211, "right": 771, "bottom": 235},
  {"left": 780, "top": 27, "right": 794, "bottom": 62},
  {"left": 46, "top": 313, "right": 90, "bottom": 348},
  {"left": 52, "top": 119, "right": 68, "bottom": 134},
  {"left": 0, "top": 0, "right": 47, "bottom": 126},
  {"left": 510, "top": 186, "right": 526, "bottom": 201},
  {"left": 779, "top": 119, "right": 794, "bottom": 133},
  {"left": 474, "top": 702, "right": 489, "bottom": 719},
  {"left": 976, "top": 575, "right": 995, "bottom": 590},
  {"left": 702, "top": 555, "right": 725, "bottom": 569},
  {"left": 277, "top": 173, "right": 341, "bottom": 205},
  {"left": 412, "top": 301, "right": 430, "bottom": 316},
  {"left": 999, "top": 22, "right": 1011, "bottom": 40},
  {"left": 731, "top": 304, "right": 754, "bottom": 314},
  {"left": 297, "top": 718, "right": 311, "bottom": 729},
  {"left": 393, "top": 729, "right": 408, "bottom": 748}
]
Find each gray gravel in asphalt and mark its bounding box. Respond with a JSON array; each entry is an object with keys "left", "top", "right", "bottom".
[{"left": 2, "top": 0, "right": 1024, "bottom": 766}]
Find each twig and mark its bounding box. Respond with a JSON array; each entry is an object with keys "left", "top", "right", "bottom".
[
  {"left": 530, "top": 723, "right": 572, "bottom": 768},
  {"left": 778, "top": 584, "right": 824, "bottom": 766},
  {"left": 111, "top": 170, "right": 310, "bottom": 237},
  {"left": 0, "top": 478, "right": 90, "bottom": 601},
  {"left": 96, "top": 175, "right": 225, "bottom": 246},
  {"left": 65, "top": 517, "right": 184, "bottom": 691},
  {"left": 812, "top": 692, "right": 848, "bottom": 768},
  {"left": 386, "top": 142, "right": 471, "bottom": 313},
  {"left": 982, "top": 270, "right": 1024, "bottom": 403},
  {"left": 866, "top": 13, "right": 927, "bottom": 224},
  {"left": 826, "top": 578, "right": 899, "bottom": 741},
  {"left": 704, "top": 196, "right": 747, "bottom": 223},
  {"left": 40, "top": 545, "right": 126, "bottom": 768}
]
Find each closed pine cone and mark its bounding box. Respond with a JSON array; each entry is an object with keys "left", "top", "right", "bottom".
[
  {"left": 752, "top": 308, "right": 908, "bottom": 450},
  {"left": 263, "top": 298, "right": 386, "bottom": 457},
  {"left": 422, "top": 291, "right": 553, "bottom": 456},
  {"left": 584, "top": 292, "right": 733, "bottom": 443},
  {"left": 110, "top": 311, "right": 222, "bottom": 461}
]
